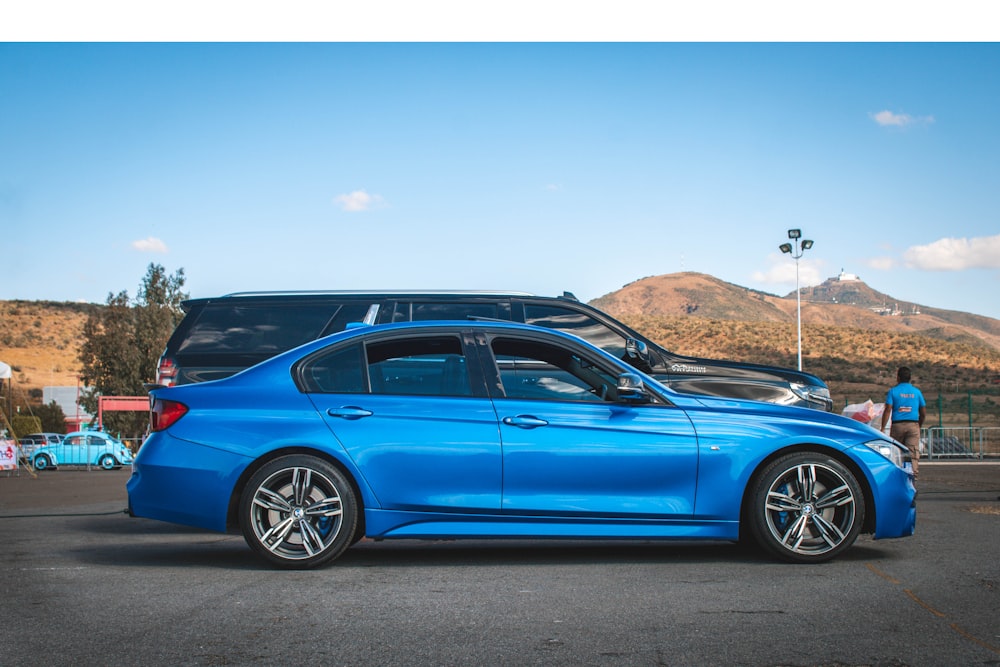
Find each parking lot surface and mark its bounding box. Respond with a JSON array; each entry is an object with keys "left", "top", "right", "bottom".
[{"left": 1, "top": 463, "right": 998, "bottom": 666}]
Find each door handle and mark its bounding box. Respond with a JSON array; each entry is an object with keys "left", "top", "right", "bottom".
[
  {"left": 502, "top": 415, "right": 549, "bottom": 429},
  {"left": 327, "top": 406, "right": 374, "bottom": 420}
]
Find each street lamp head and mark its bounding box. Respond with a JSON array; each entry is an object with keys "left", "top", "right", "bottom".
[
  {"left": 779, "top": 243, "right": 793, "bottom": 254},
  {"left": 801, "top": 239, "right": 814, "bottom": 250},
  {"left": 787, "top": 229, "right": 801, "bottom": 239}
]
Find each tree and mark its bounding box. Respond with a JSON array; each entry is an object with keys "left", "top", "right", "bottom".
[
  {"left": 134, "top": 264, "right": 187, "bottom": 389},
  {"left": 34, "top": 400, "right": 68, "bottom": 433},
  {"left": 10, "top": 415, "right": 41, "bottom": 439},
  {"left": 78, "top": 264, "right": 187, "bottom": 437}
]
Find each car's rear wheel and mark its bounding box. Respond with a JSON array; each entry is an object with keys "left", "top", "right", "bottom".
[
  {"left": 33, "top": 455, "right": 52, "bottom": 471},
  {"left": 239, "top": 455, "right": 358, "bottom": 569},
  {"left": 749, "top": 452, "right": 865, "bottom": 563},
  {"left": 99, "top": 454, "right": 117, "bottom": 470}
]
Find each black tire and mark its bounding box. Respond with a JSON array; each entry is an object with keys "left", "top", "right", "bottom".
[
  {"left": 99, "top": 454, "right": 117, "bottom": 470},
  {"left": 33, "top": 455, "right": 52, "bottom": 471},
  {"left": 239, "top": 455, "right": 358, "bottom": 569},
  {"left": 748, "top": 451, "right": 865, "bottom": 563}
]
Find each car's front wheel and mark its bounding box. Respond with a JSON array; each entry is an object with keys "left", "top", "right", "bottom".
[
  {"left": 748, "top": 452, "right": 865, "bottom": 563},
  {"left": 239, "top": 455, "right": 358, "bottom": 569},
  {"left": 33, "top": 455, "right": 52, "bottom": 471}
]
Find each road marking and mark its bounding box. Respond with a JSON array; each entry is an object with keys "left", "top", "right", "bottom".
[
  {"left": 950, "top": 623, "right": 1000, "bottom": 654},
  {"left": 904, "top": 589, "right": 946, "bottom": 617},
  {"left": 865, "top": 563, "right": 900, "bottom": 584},
  {"left": 867, "top": 562, "right": 1000, "bottom": 656}
]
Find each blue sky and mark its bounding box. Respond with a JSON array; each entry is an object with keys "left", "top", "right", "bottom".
[{"left": 2, "top": 42, "right": 999, "bottom": 319}]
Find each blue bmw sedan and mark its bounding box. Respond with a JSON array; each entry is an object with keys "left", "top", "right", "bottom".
[{"left": 128, "top": 321, "right": 916, "bottom": 569}]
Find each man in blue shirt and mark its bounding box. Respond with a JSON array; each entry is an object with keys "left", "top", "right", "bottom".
[{"left": 879, "top": 366, "right": 926, "bottom": 478}]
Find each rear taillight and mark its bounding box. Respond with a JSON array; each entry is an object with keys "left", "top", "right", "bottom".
[
  {"left": 156, "top": 356, "right": 178, "bottom": 387},
  {"left": 150, "top": 398, "right": 188, "bottom": 432}
]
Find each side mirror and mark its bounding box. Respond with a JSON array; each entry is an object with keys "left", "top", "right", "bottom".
[
  {"left": 624, "top": 338, "right": 652, "bottom": 372},
  {"left": 617, "top": 372, "right": 648, "bottom": 402}
]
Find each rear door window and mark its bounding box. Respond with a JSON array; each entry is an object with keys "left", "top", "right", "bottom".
[
  {"left": 176, "top": 302, "right": 367, "bottom": 355},
  {"left": 298, "top": 335, "right": 474, "bottom": 397},
  {"left": 367, "top": 336, "right": 473, "bottom": 397}
]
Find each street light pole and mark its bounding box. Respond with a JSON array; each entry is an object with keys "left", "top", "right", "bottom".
[{"left": 779, "top": 229, "right": 813, "bottom": 371}]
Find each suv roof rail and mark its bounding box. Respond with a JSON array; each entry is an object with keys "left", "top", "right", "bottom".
[{"left": 219, "top": 290, "right": 537, "bottom": 298}]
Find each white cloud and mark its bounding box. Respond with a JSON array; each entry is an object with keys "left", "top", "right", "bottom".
[
  {"left": 131, "top": 236, "right": 168, "bottom": 253},
  {"left": 334, "top": 189, "right": 386, "bottom": 212},
  {"left": 870, "top": 110, "right": 934, "bottom": 128},
  {"left": 752, "top": 254, "right": 824, "bottom": 288},
  {"left": 864, "top": 256, "right": 897, "bottom": 271},
  {"left": 903, "top": 234, "right": 1000, "bottom": 271}
]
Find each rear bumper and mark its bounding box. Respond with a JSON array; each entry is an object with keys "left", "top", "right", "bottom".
[{"left": 126, "top": 432, "right": 251, "bottom": 533}]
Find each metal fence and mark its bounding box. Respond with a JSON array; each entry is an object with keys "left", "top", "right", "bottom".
[{"left": 921, "top": 426, "right": 1000, "bottom": 460}]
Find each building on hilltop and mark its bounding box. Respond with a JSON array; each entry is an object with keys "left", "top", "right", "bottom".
[{"left": 837, "top": 269, "right": 861, "bottom": 282}]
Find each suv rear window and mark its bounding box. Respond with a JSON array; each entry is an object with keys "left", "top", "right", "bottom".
[{"left": 177, "top": 303, "right": 370, "bottom": 355}]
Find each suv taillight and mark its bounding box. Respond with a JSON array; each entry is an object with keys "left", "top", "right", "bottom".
[
  {"left": 156, "top": 355, "right": 178, "bottom": 387},
  {"left": 150, "top": 398, "right": 188, "bottom": 432}
]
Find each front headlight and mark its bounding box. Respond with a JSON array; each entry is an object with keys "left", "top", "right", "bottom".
[{"left": 864, "top": 439, "right": 910, "bottom": 469}]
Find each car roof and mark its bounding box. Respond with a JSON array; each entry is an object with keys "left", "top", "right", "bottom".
[
  {"left": 270, "top": 319, "right": 624, "bottom": 370},
  {"left": 180, "top": 290, "right": 582, "bottom": 309},
  {"left": 334, "top": 318, "right": 579, "bottom": 339},
  {"left": 224, "top": 290, "right": 537, "bottom": 297}
]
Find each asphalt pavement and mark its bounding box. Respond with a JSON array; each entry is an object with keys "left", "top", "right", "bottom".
[{"left": 1, "top": 462, "right": 998, "bottom": 666}]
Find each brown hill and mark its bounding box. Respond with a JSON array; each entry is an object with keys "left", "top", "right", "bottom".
[
  {"left": 592, "top": 272, "right": 1000, "bottom": 352},
  {"left": 0, "top": 301, "right": 98, "bottom": 391},
  {"left": 797, "top": 275, "right": 1000, "bottom": 350},
  {"left": 591, "top": 273, "right": 788, "bottom": 322}
]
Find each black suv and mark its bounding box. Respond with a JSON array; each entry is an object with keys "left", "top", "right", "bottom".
[{"left": 155, "top": 291, "right": 833, "bottom": 411}]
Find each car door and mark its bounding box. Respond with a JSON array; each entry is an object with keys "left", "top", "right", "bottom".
[
  {"left": 89, "top": 434, "right": 113, "bottom": 464},
  {"left": 303, "top": 332, "right": 503, "bottom": 514},
  {"left": 484, "top": 334, "right": 699, "bottom": 518},
  {"left": 62, "top": 434, "right": 86, "bottom": 465}
]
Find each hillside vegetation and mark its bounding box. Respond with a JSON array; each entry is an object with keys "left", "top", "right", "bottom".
[{"left": 0, "top": 301, "right": 99, "bottom": 389}]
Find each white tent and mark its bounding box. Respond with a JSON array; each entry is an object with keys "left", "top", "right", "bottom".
[{"left": 0, "top": 361, "right": 10, "bottom": 380}]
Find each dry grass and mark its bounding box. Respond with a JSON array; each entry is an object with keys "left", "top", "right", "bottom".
[{"left": 0, "top": 301, "right": 98, "bottom": 389}]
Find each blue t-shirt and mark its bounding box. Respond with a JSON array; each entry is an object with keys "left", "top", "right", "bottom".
[{"left": 885, "top": 382, "right": 925, "bottom": 423}]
